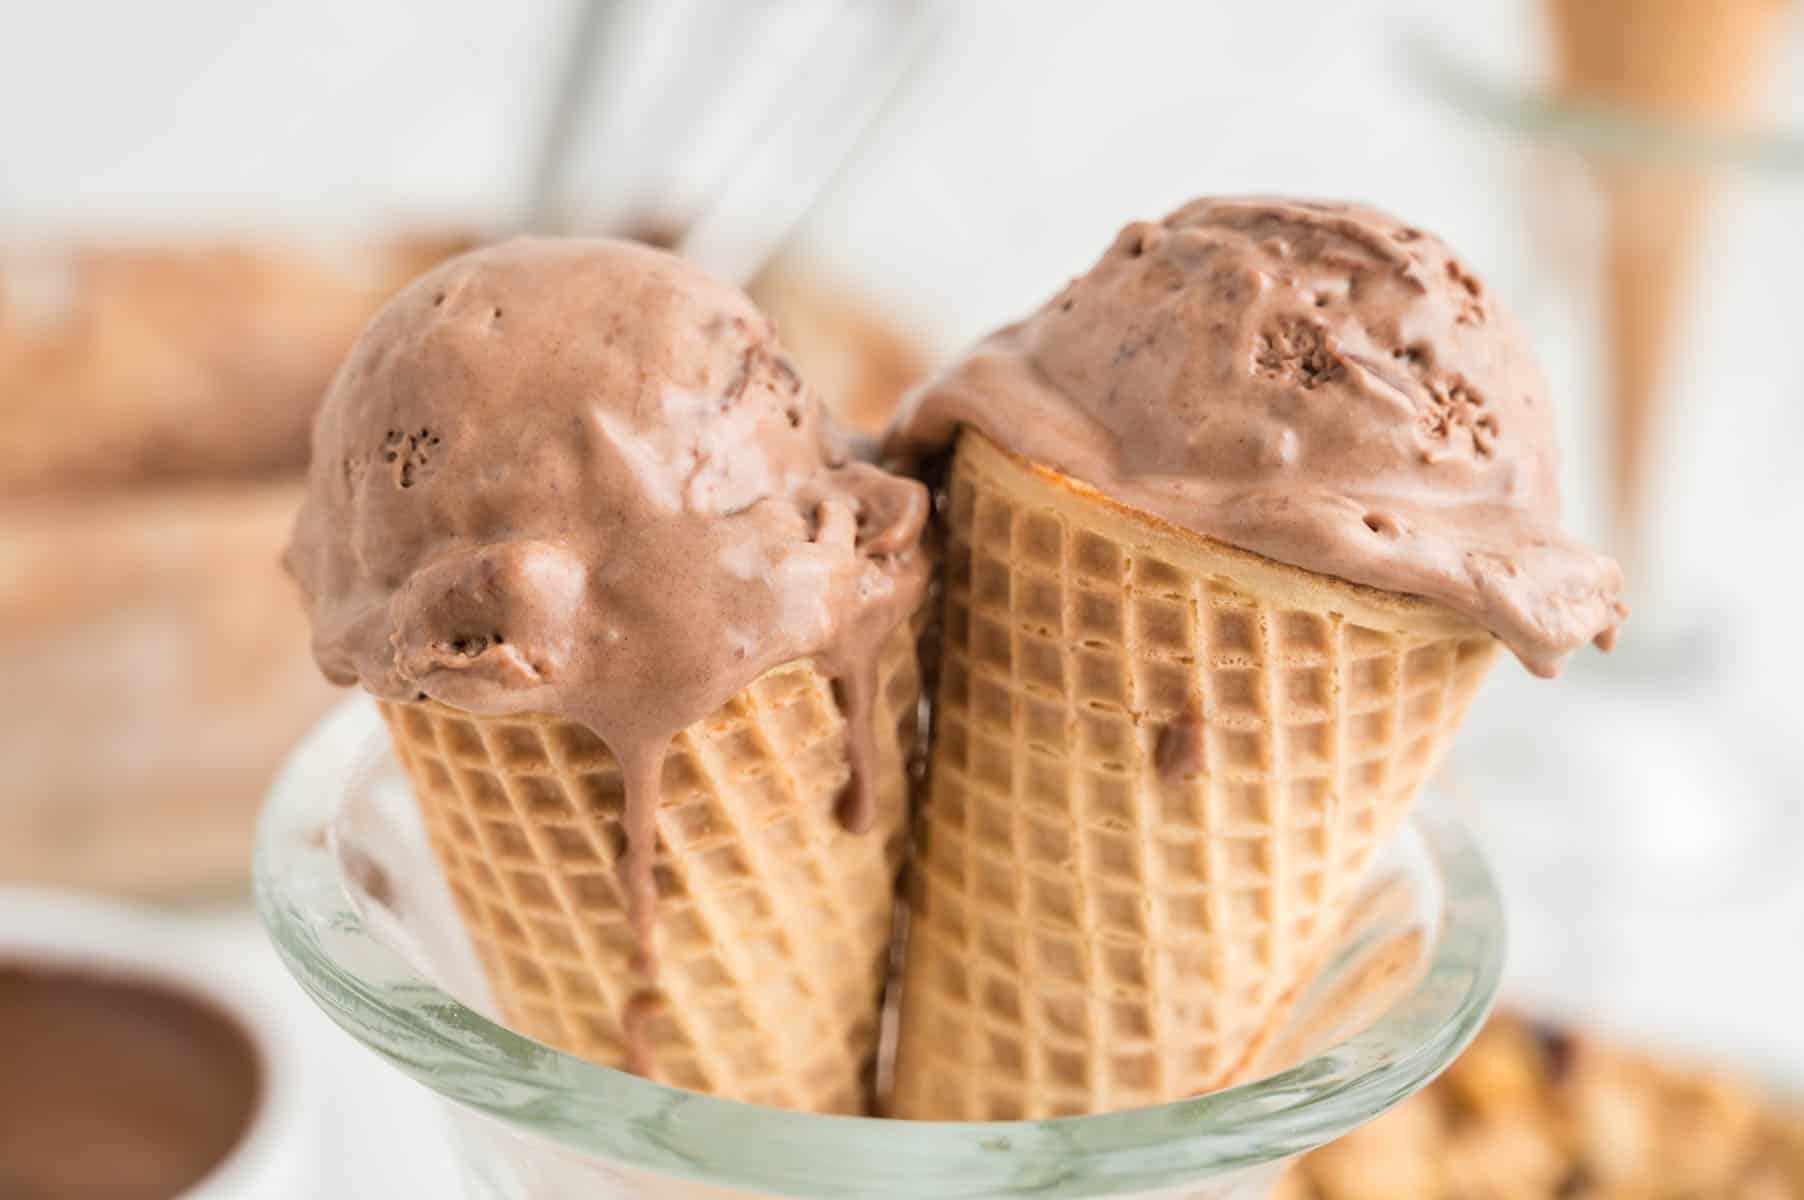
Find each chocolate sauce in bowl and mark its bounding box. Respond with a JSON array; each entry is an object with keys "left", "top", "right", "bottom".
[{"left": 0, "top": 963, "right": 262, "bottom": 1199}]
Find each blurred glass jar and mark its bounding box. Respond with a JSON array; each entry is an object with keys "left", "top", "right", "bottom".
[
  {"left": 1403, "top": 2, "right": 1804, "bottom": 932},
  {"left": 1409, "top": 0, "right": 1804, "bottom": 643}
]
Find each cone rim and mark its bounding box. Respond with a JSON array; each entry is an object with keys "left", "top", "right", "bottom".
[
  {"left": 1405, "top": 26, "right": 1804, "bottom": 174},
  {"left": 957, "top": 427, "right": 1493, "bottom": 641}
]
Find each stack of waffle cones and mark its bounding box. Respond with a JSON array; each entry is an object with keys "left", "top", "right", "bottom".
[
  {"left": 885, "top": 432, "right": 1499, "bottom": 1120},
  {"left": 378, "top": 623, "right": 920, "bottom": 1114},
  {"left": 1544, "top": 0, "right": 1788, "bottom": 550}
]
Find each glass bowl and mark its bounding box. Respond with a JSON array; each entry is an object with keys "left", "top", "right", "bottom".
[
  {"left": 1398, "top": 6, "right": 1804, "bottom": 939},
  {"left": 256, "top": 697, "right": 1505, "bottom": 1199}
]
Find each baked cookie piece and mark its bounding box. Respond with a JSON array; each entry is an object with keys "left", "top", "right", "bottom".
[{"left": 1288, "top": 1014, "right": 1804, "bottom": 1199}]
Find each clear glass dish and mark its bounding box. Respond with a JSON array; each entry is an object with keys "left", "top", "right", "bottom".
[
  {"left": 1398, "top": 6, "right": 1804, "bottom": 940},
  {"left": 256, "top": 697, "right": 1505, "bottom": 1199}
]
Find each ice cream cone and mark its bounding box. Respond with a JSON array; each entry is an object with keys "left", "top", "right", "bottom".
[
  {"left": 886, "top": 431, "right": 1499, "bottom": 1120},
  {"left": 378, "top": 622, "right": 921, "bottom": 1115},
  {"left": 1595, "top": 166, "right": 1711, "bottom": 553},
  {"left": 1545, "top": 0, "right": 1788, "bottom": 550}
]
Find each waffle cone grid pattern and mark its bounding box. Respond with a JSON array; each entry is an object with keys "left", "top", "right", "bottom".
[
  {"left": 888, "top": 432, "right": 1498, "bottom": 1120},
  {"left": 378, "top": 626, "right": 919, "bottom": 1115}
]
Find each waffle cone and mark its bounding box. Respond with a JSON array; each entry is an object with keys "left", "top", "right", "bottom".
[
  {"left": 887, "top": 431, "right": 1499, "bottom": 1120},
  {"left": 378, "top": 623, "right": 921, "bottom": 1114}
]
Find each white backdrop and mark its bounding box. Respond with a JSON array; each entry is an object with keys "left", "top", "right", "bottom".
[{"left": 0, "top": 0, "right": 1513, "bottom": 351}]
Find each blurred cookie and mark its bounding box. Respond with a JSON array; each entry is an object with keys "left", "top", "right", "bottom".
[
  {"left": 0, "top": 233, "right": 473, "bottom": 496},
  {"left": 1285, "top": 1013, "right": 1804, "bottom": 1199}
]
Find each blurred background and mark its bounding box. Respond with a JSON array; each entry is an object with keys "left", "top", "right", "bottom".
[{"left": 2, "top": 1, "right": 1801, "bottom": 1196}]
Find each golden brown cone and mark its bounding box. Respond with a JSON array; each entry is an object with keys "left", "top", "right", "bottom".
[
  {"left": 886, "top": 431, "right": 1498, "bottom": 1120},
  {"left": 379, "top": 623, "right": 920, "bottom": 1114}
]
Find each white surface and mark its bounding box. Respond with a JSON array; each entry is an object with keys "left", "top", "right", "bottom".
[{"left": 186, "top": 907, "right": 464, "bottom": 1198}]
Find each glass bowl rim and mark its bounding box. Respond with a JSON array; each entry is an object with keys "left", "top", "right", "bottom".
[
  {"left": 1402, "top": 28, "right": 1804, "bottom": 174},
  {"left": 255, "top": 696, "right": 1505, "bottom": 1198}
]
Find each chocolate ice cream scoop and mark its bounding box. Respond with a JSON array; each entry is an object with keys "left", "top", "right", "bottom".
[
  {"left": 886, "top": 197, "right": 1626, "bottom": 675},
  {"left": 287, "top": 238, "right": 930, "bottom": 954}
]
